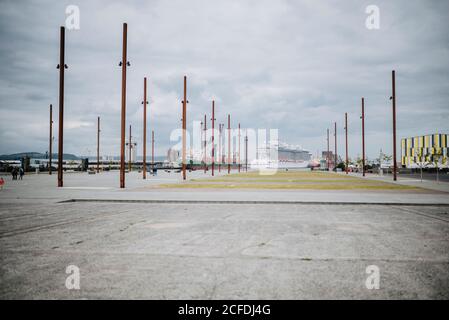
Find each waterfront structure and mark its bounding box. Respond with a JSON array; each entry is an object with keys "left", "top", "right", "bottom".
[
  {"left": 278, "top": 143, "right": 312, "bottom": 164},
  {"left": 401, "top": 133, "right": 448, "bottom": 168}
]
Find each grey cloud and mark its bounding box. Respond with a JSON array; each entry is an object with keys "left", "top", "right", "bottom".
[{"left": 0, "top": 0, "right": 448, "bottom": 159}]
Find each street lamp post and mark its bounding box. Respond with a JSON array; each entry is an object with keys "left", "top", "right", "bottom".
[
  {"left": 204, "top": 114, "right": 207, "bottom": 173},
  {"left": 200, "top": 120, "right": 203, "bottom": 171},
  {"left": 211, "top": 100, "right": 215, "bottom": 176},
  {"left": 345, "top": 112, "right": 348, "bottom": 174},
  {"left": 334, "top": 122, "right": 337, "bottom": 171},
  {"left": 391, "top": 70, "right": 398, "bottom": 181},
  {"left": 152, "top": 130, "right": 154, "bottom": 174},
  {"left": 182, "top": 76, "right": 188, "bottom": 180},
  {"left": 142, "top": 77, "right": 148, "bottom": 179},
  {"left": 97, "top": 116, "right": 100, "bottom": 173},
  {"left": 57, "top": 26, "right": 67, "bottom": 187},
  {"left": 238, "top": 123, "right": 241, "bottom": 173},
  {"left": 245, "top": 133, "right": 248, "bottom": 172},
  {"left": 49, "top": 104, "right": 53, "bottom": 175},
  {"left": 327, "top": 128, "right": 330, "bottom": 170},
  {"left": 227, "top": 114, "right": 231, "bottom": 174},
  {"left": 119, "top": 23, "right": 129, "bottom": 188},
  {"left": 128, "top": 125, "right": 132, "bottom": 172},
  {"left": 361, "top": 97, "right": 366, "bottom": 177},
  {"left": 218, "top": 124, "right": 222, "bottom": 172}
]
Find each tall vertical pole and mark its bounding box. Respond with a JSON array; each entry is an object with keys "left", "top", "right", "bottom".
[
  {"left": 128, "top": 125, "right": 132, "bottom": 171},
  {"left": 152, "top": 130, "right": 154, "bottom": 173},
  {"left": 143, "top": 77, "right": 147, "bottom": 179},
  {"left": 326, "top": 129, "right": 330, "bottom": 170},
  {"left": 218, "top": 124, "right": 222, "bottom": 172},
  {"left": 238, "top": 123, "right": 241, "bottom": 172},
  {"left": 57, "top": 27, "right": 66, "bottom": 187},
  {"left": 49, "top": 104, "right": 53, "bottom": 175},
  {"left": 182, "top": 76, "right": 187, "bottom": 180},
  {"left": 200, "top": 120, "right": 203, "bottom": 170},
  {"left": 334, "top": 122, "right": 337, "bottom": 171},
  {"left": 362, "top": 97, "right": 366, "bottom": 177},
  {"left": 120, "top": 23, "right": 128, "bottom": 188},
  {"left": 228, "top": 114, "right": 231, "bottom": 174},
  {"left": 204, "top": 114, "right": 207, "bottom": 173},
  {"left": 345, "top": 112, "right": 348, "bottom": 174},
  {"left": 211, "top": 100, "right": 215, "bottom": 176},
  {"left": 222, "top": 124, "right": 226, "bottom": 167},
  {"left": 97, "top": 116, "right": 100, "bottom": 173},
  {"left": 245, "top": 133, "right": 248, "bottom": 172},
  {"left": 392, "top": 70, "right": 397, "bottom": 181}
]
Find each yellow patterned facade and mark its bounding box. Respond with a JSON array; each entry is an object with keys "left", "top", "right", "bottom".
[{"left": 401, "top": 133, "right": 448, "bottom": 168}]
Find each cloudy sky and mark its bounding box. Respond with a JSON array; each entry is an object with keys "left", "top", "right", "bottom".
[{"left": 0, "top": 0, "right": 448, "bottom": 159}]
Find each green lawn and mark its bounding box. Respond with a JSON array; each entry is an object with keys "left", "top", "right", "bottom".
[{"left": 153, "top": 171, "right": 421, "bottom": 191}]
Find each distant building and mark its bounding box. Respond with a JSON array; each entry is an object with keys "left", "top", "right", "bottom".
[{"left": 401, "top": 133, "right": 448, "bottom": 168}]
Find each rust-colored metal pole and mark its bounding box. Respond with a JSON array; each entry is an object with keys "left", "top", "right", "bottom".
[
  {"left": 222, "top": 124, "right": 226, "bottom": 167},
  {"left": 57, "top": 26, "right": 66, "bottom": 187},
  {"left": 227, "top": 114, "right": 231, "bottom": 174},
  {"left": 97, "top": 116, "right": 100, "bottom": 173},
  {"left": 128, "top": 125, "right": 132, "bottom": 171},
  {"left": 204, "top": 114, "right": 207, "bottom": 173},
  {"left": 49, "top": 104, "right": 52, "bottom": 175},
  {"left": 334, "top": 122, "right": 337, "bottom": 170},
  {"left": 245, "top": 133, "right": 248, "bottom": 172},
  {"left": 218, "top": 124, "right": 222, "bottom": 172},
  {"left": 327, "top": 128, "right": 330, "bottom": 170},
  {"left": 345, "top": 112, "right": 348, "bottom": 174},
  {"left": 152, "top": 130, "right": 154, "bottom": 173},
  {"left": 392, "top": 70, "right": 397, "bottom": 181},
  {"left": 200, "top": 120, "right": 203, "bottom": 170},
  {"left": 362, "top": 97, "right": 366, "bottom": 177},
  {"left": 222, "top": 124, "right": 225, "bottom": 166},
  {"left": 182, "top": 76, "right": 187, "bottom": 180},
  {"left": 120, "top": 23, "right": 128, "bottom": 188},
  {"left": 238, "top": 123, "right": 241, "bottom": 172},
  {"left": 143, "top": 77, "right": 147, "bottom": 179},
  {"left": 211, "top": 100, "right": 215, "bottom": 176}
]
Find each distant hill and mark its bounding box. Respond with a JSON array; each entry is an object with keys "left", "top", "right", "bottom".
[{"left": 0, "top": 152, "right": 80, "bottom": 160}]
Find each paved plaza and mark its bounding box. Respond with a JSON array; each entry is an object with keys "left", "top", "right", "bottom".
[{"left": 0, "top": 170, "right": 448, "bottom": 299}]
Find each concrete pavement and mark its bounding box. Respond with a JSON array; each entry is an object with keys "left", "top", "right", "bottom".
[
  {"left": 1, "top": 200, "right": 448, "bottom": 299},
  {"left": 1, "top": 170, "right": 448, "bottom": 299},
  {"left": 347, "top": 172, "right": 449, "bottom": 194}
]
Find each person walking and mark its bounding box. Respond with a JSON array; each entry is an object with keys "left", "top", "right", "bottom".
[{"left": 19, "top": 167, "right": 24, "bottom": 180}]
